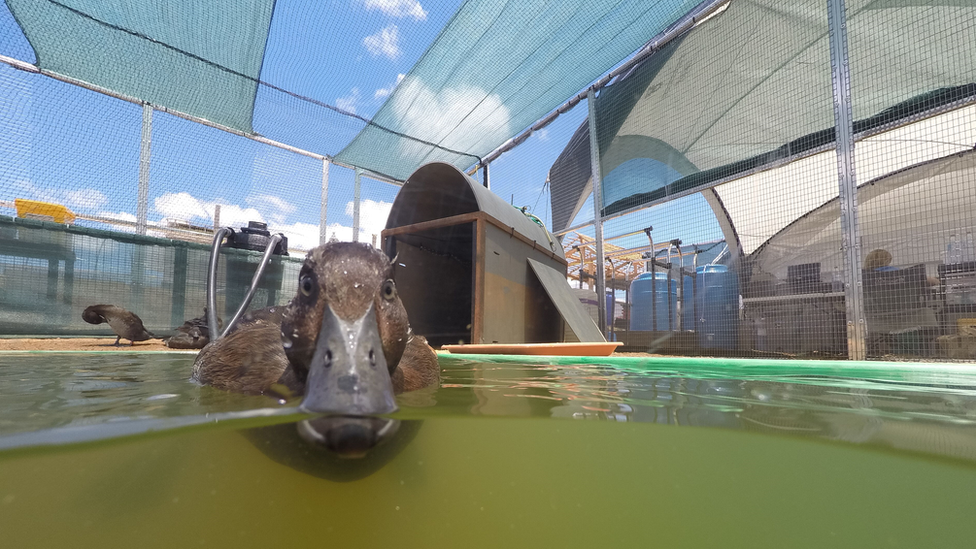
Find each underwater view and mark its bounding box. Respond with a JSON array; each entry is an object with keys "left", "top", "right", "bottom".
[{"left": 3, "top": 351, "right": 976, "bottom": 548}]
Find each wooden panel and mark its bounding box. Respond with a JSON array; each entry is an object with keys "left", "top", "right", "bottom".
[
  {"left": 472, "top": 219, "right": 485, "bottom": 343},
  {"left": 381, "top": 212, "right": 484, "bottom": 238}
]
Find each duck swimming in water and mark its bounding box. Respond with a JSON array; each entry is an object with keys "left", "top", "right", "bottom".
[
  {"left": 191, "top": 242, "right": 439, "bottom": 453},
  {"left": 82, "top": 304, "right": 155, "bottom": 346}
]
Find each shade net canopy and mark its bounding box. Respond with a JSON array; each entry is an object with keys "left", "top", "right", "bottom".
[
  {"left": 7, "top": 0, "right": 275, "bottom": 133},
  {"left": 3, "top": 0, "right": 705, "bottom": 183},
  {"left": 548, "top": 0, "right": 976, "bottom": 237},
  {"left": 334, "top": 0, "right": 704, "bottom": 181}
]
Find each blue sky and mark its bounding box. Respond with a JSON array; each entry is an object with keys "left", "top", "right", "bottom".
[{"left": 0, "top": 0, "right": 721, "bottom": 253}]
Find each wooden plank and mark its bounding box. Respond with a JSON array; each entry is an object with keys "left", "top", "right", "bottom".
[
  {"left": 380, "top": 212, "right": 484, "bottom": 238},
  {"left": 472, "top": 219, "right": 485, "bottom": 343},
  {"left": 527, "top": 258, "right": 605, "bottom": 342}
]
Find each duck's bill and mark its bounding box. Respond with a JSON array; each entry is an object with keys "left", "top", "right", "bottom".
[
  {"left": 299, "top": 302, "right": 398, "bottom": 417},
  {"left": 296, "top": 416, "right": 401, "bottom": 458}
]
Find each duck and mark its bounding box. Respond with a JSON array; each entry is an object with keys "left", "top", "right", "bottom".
[
  {"left": 191, "top": 242, "right": 440, "bottom": 450},
  {"left": 165, "top": 309, "right": 221, "bottom": 349},
  {"left": 82, "top": 304, "right": 155, "bottom": 346}
]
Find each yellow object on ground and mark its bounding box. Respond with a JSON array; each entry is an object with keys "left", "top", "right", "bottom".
[{"left": 14, "top": 198, "right": 76, "bottom": 224}]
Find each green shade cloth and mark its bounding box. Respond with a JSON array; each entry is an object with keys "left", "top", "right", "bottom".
[
  {"left": 336, "top": 0, "right": 703, "bottom": 182},
  {"left": 548, "top": 0, "right": 976, "bottom": 236},
  {"left": 6, "top": 0, "right": 274, "bottom": 133}
]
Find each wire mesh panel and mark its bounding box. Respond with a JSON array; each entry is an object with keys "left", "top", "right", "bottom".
[
  {"left": 0, "top": 215, "right": 302, "bottom": 336},
  {"left": 846, "top": 0, "right": 976, "bottom": 359},
  {"left": 542, "top": 0, "right": 847, "bottom": 357},
  {"left": 149, "top": 110, "right": 326, "bottom": 251},
  {"left": 356, "top": 175, "right": 400, "bottom": 247},
  {"left": 488, "top": 101, "right": 591, "bottom": 234}
]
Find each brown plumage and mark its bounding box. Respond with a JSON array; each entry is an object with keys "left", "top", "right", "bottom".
[
  {"left": 191, "top": 242, "right": 439, "bottom": 405},
  {"left": 165, "top": 309, "right": 221, "bottom": 349},
  {"left": 82, "top": 304, "right": 154, "bottom": 346}
]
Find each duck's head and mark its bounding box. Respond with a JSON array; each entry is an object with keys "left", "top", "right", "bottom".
[{"left": 281, "top": 242, "right": 408, "bottom": 423}]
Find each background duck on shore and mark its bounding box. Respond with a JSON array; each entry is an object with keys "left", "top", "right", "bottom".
[
  {"left": 81, "top": 304, "right": 155, "bottom": 346},
  {"left": 165, "top": 309, "right": 221, "bottom": 349}
]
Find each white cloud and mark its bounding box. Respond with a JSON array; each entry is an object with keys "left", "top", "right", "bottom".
[
  {"left": 336, "top": 88, "right": 362, "bottom": 115},
  {"left": 363, "top": 25, "right": 402, "bottom": 60},
  {"left": 246, "top": 194, "right": 296, "bottom": 224},
  {"left": 153, "top": 192, "right": 264, "bottom": 228},
  {"left": 534, "top": 128, "right": 550, "bottom": 142},
  {"left": 97, "top": 211, "right": 137, "bottom": 223},
  {"left": 375, "top": 73, "right": 406, "bottom": 99},
  {"left": 275, "top": 221, "right": 322, "bottom": 252},
  {"left": 345, "top": 198, "right": 393, "bottom": 241},
  {"left": 364, "top": 0, "right": 427, "bottom": 20},
  {"left": 90, "top": 211, "right": 140, "bottom": 234},
  {"left": 65, "top": 189, "right": 107, "bottom": 210},
  {"left": 154, "top": 191, "right": 210, "bottom": 220},
  {"left": 390, "top": 76, "right": 512, "bottom": 157}
]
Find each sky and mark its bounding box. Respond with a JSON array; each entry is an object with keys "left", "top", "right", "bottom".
[{"left": 0, "top": 0, "right": 721, "bottom": 256}]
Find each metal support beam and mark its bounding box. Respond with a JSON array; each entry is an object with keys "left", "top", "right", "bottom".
[
  {"left": 587, "top": 89, "right": 607, "bottom": 335},
  {"left": 137, "top": 103, "right": 152, "bottom": 235},
  {"left": 320, "top": 159, "right": 330, "bottom": 245},
  {"left": 827, "top": 0, "right": 867, "bottom": 360},
  {"left": 353, "top": 168, "right": 362, "bottom": 243}
]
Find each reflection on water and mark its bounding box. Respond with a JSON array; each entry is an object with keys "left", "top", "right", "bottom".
[
  {"left": 442, "top": 357, "right": 976, "bottom": 464},
  {"left": 3, "top": 353, "right": 976, "bottom": 466},
  {"left": 243, "top": 419, "right": 423, "bottom": 482}
]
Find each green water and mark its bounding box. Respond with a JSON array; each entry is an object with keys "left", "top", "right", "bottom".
[{"left": 3, "top": 353, "right": 976, "bottom": 548}]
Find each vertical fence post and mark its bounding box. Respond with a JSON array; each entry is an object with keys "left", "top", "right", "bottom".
[
  {"left": 353, "top": 168, "right": 362, "bottom": 243},
  {"left": 827, "top": 0, "right": 867, "bottom": 360},
  {"left": 587, "top": 89, "right": 607, "bottom": 336},
  {"left": 320, "top": 158, "right": 330, "bottom": 245},
  {"left": 137, "top": 102, "right": 152, "bottom": 236}
]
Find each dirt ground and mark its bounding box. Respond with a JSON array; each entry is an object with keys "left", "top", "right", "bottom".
[
  {"left": 0, "top": 338, "right": 662, "bottom": 357},
  {"left": 0, "top": 338, "right": 188, "bottom": 352}
]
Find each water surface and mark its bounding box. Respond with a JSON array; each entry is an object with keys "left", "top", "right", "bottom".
[{"left": 2, "top": 352, "right": 976, "bottom": 547}]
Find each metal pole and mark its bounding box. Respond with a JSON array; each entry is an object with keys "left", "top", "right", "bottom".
[
  {"left": 137, "top": 103, "right": 152, "bottom": 235},
  {"left": 353, "top": 168, "right": 362, "bottom": 243},
  {"left": 692, "top": 246, "right": 700, "bottom": 333},
  {"left": 320, "top": 159, "right": 330, "bottom": 245},
  {"left": 608, "top": 258, "right": 616, "bottom": 340},
  {"left": 587, "top": 89, "right": 607, "bottom": 335},
  {"left": 645, "top": 227, "right": 656, "bottom": 331},
  {"left": 827, "top": 0, "right": 867, "bottom": 360},
  {"left": 666, "top": 242, "right": 676, "bottom": 331},
  {"left": 673, "top": 240, "right": 684, "bottom": 331},
  {"left": 483, "top": 162, "right": 490, "bottom": 189}
]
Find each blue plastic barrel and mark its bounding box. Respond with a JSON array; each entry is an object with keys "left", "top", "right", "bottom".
[
  {"left": 629, "top": 272, "right": 677, "bottom": 331},
  {"left": 693, "top": 265, "right": 739, "bottom": 349},
  {"left": 682, "top": 272, "right": 696, "bottom": 330}
]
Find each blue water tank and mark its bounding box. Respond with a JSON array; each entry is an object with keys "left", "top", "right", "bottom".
[
  {"left": 630, "top": 272, "right": 677, "bottom": 331},
  {"left": 690, "top": 265, "right": 740, "bottom": 349}
]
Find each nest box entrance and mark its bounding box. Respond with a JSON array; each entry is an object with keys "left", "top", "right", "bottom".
[{"left": 382, "top": 162, "right": 603, "bottom": 346}]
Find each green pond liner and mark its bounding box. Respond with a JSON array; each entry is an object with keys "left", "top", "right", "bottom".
[{"left": 437, "top": 353, "right": 976, "bottom": 387}]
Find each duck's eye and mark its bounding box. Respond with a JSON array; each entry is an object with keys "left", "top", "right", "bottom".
[
  {"left": 300, "top": 275, "right": 314, "bottom": 297},
  {"left": 381, "top": 279, "right": 397, "bottom": 301}
]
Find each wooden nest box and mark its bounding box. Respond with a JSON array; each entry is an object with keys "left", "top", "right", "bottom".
[{"left": 382, "top": 162, "right": 603, "bottom": 346}]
